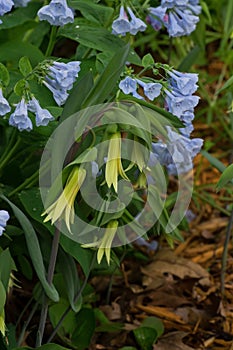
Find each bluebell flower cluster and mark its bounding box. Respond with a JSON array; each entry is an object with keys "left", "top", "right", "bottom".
[
  {"left": 112, "top": 5, "right": 147, "bottom": 36},
  {"left": 38, "top": 0, "right": 74, "bottom": 26},
  {"left": 119, "top": 76, "right": 162, "bottom": 101},
  {"left": 43, "top": 61, "right": 81, "bottom": 106},
  {"left": 0, "top": 210, "right": 10, "bottom": 236},
  {"left": 151, "top": 69, "right": 203, "bottom": 174},
  {"left": 9, "top": 97, "right": 54, "bottom": 132},
  {"left": 148, "top": 0, "right": 201, "bottom": 37}
]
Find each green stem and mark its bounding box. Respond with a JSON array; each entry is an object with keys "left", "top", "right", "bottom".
[
  {"left": 36, "top": 225, "right": 61, "bottom": 347},
  {"left": 8, "top": 169, "right": 39, "bottom": 197},
  {"left": 45, "top": 26, "right": 58, "bottom": 57},
  {"left": 0, "top": 135, "right": 20, "bottom": 173}
]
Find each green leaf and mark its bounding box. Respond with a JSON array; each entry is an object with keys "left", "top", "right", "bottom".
[
  {"left": 0, "top": 40, "right": 44, "bottom": 66},
  {"left": 14, "top": 79, "right": 27, "bottom": 96},
  {"left": 49, "top": 299, "right": 77, "bottom": 338},
  {"left": 0, "top": 2, "right": 41, "bottom": 30},
  {"left": 133, "top": 327, "right": 158, "bottom": 350},
  {"left": 58, "top": 22, "right": 126, "bottom": 53},
  {"left": 0, "top": 63, "right": 10, "bottom": 87},
  {"left": 141, "top": 317, "right": 164, "bottom": 338},
  {"left": 82, "top": 44, "right": 130, "bottom": 107},
  {"left": 0, "top": 249, "right": 15, "bottom": 290},
  {"left": 216, "top": 164, "right": 233, "bottom": 191},
  {"left": 0, "top": 281, "right": 6, "bottom": 314},
  {"left": 71, "top": 308, "right": 95, "bottom": 349},
  {"left": 19, "top": 57, "right": 32, "bottom": 77},
  {"left": 142, "top": 53, "right": 154, "bottom": 67},
  {"left": 57, "top": 250, "right": 82, "bottom": 313},
  {"left": 0, "top": 195, "right": 59, "bottom": 302},
  {"left": 61, "top": 71, "right": 94, "bottom": 121},
  {"left": 69, "top": 0, "right": 114, "bottom": 26}
]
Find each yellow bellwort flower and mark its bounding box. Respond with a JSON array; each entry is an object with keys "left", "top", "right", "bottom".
[
  {"left": 82, "top": 220, "right": 118, "bottom": 265},
  {"left": 105, "top": 132, "right": 129, "bottom": 193},
  {"left": 42, "top": 166, "right": 86, "bottom": 232}
]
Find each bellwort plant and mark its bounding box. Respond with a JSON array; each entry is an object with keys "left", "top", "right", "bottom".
[{"left": 0, "top": 0, "right": 206, "bottom": 348}]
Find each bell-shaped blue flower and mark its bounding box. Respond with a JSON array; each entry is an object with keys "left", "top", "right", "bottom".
[
  {"left": 127, "top": 7, "right": 147, "bottom": 35},
  {"left": 38, "top": 0, "right": 74, "bottom": 26},
  {"left": 137, "top": 79, "right": 162, "bottom": 101},
  {"left": 112, "top": 5, "right": 131, "bottom": 36},
  {"left": 0, "top": 88, "right": 11, "bottom": 116},
  {"left": 0, "top": 210, "right": 10, "bottom": 236},
  {"left": 119, "top": 76, "right": 137, "bottom": 95},
  {"left": 9, "top": 99, "right": 33, "bottom": 131},
  {"left": 167, "top": 69, "right": 198, "bottom": 96},
  {"left": 28, "top": 97, "right": 54, "bottom": 126}
]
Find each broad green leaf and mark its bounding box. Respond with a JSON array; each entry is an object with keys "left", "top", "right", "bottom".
[
  {"left": 58, "top": 21, "right": 126, "bottom": 53},
  {"left": 14, "top": 79, "right": 27, "bottom": 96},
  {"left": 49, "top": 299, "right": 77, "bottom": 337},
  {"left": 19, "top": 57, "right": 32, "bottom": 77},
  {"left": 0, "top": 63, "right": 10, "bottom": 86},
  {"left": 0, "top": 41, "right": 44, "bottom": 66},
  {"left": 69, "top": 0, "right": 114, "bottom": 26},
  {"left": 0, "top": 195, "right": 59, "bottom": 302},
  {"left": 216, "top": 164, "right": 233, "bottom": 191},
  {"left": 82, "top": 44, "right": 130, "bottom": 107},
  {"left": 133, "top": 327, "right": 158, "bottom": 350},
  {"left": 71, "top": 308, "right": 95, "bottom": 349},
  {"left": 141, "top": 317, "right": 164, "bottom": 338},
  {"left": 0, "top": 2, "right": 41, "bottom": 30},
  {"left": 57, "top": 250, "right": 82, "bottom": 313},
  {"left": 142, "top": 53, "right": 154, "bottom": 67},
  {"left": 61, "top": 71, "right": 94, "bottom": 121}
]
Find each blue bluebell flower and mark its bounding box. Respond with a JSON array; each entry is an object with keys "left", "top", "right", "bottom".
[
  {"left": 164, "top": 88, "right": 199, "bottom": 118},
  {"left": 127, "top": 7, "right": 147, "bottom": 35},
  {"left": 112, "top": 5, "right": 131, "bottom": 36},
  {"left": 152, "top": 127, "right": 203, "bottom": 174},
  {"left": 13, "top": 0, "right": 30, "bottom": 7},
  {"left": 43, "top": 61, "right": 81, "bottom": 106},
  {"left": 148, "top": 0, "right": 201, "bottom": 37},
  {"left": 112, "top": 6, "right": 146, "bottom": 36},
  {"left": 0, "top": 210, "right": 10, "bottom": 236},
  {"left": 38, "top": 0, "right": 74, "bottom": 26},
  {"left": 119, "top": 76, "right": 137, "bottom": 95},
  {"left": 0, "top": 88, "right": 11, "bottom": 116},
  {"left": 28, "top": 97, "right": 54, "bottom": 126},
  {"left": 9, "top": 99, "right": 33, "bottom": 132},
  {"left": 167, "top": 69, "right": 198, "bottom": 95},
  {"left": 136, "top": 79, "right": 162, "bottom": 101},
  {"left": 0, "top": 0, "right": 14, "bottom": 16}
]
